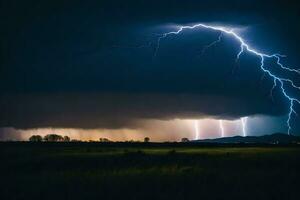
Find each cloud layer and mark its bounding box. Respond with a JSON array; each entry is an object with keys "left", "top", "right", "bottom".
[
  {"left": 0, "top": 92, "right": 286, "bottom": 129},
  {"left": 1, "top": 0, "right": 299, "bottom": 131}
]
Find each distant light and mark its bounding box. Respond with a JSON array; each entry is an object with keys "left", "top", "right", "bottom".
[
  {"left": 219, "top": 120, "right": 225, "bottom": 137},
  {"left": 194, "top": 120, "right": 200, "bottom": 140},
  {"left": 241, "top": 117, "right": 248, "bottom": 137}
]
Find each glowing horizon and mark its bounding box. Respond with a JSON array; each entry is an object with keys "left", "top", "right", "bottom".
[{"left": 0, "top": 117, "right": 269, "bottom": 142}]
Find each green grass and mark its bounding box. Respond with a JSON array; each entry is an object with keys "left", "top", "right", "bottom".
[{"left": 1, "top": 143, "right": 300, "bottom": 200}]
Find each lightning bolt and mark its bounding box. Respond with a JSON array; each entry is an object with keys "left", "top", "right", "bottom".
[
  {"left": 241, "top": 117, "right": 248, "bottom": 137},
  {"left": 201, "top": 32, "right": 223, "bottom": 56},
  {"left": 219, "top": 120, "right": 225, "bottom": 137},
  {"left": 154, "top": 23, "right": 300, "bottom": 135},
  {"left": 194, "top": 120, "right": 200, "bottom": 140}
]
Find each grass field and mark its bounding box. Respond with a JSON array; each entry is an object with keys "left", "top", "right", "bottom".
[{"left": 1, "top": 142, "right": 300, "bottom": 200}]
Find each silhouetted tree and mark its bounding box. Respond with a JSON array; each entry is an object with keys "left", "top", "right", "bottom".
[
  {"left": 99, "top": 138, "right": 111, "bottom": 142},
  {"left": 29, "top": 135, "right": 43, "bottom": 142},
  {"left": 63, "top": 136, "right": 70, "bottom": 142},
  {"left": 144, "top": 137, "right": 150, "bottom": 143},
  {"left": 71, "top": 139, "right": 81, "bottom": 142},
  {"left": 44, "top": 134, "right": 64, "bottom": 142},
  {"left": 181, "top": 138, "right": 190, "bottom": 142}
]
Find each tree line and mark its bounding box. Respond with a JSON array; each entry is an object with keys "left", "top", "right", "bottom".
[
  {"left": 29, "top": 135, "right": 152, "bottom": 142},
  {"left": 29, "top": 135, "right": 191, "bottom": 142},
  {"left": 29, "top": 134, "right": 70, "bottom": 142}
]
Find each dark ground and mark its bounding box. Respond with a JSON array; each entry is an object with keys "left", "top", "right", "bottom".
[{"left": 1, "top": 142, "right": 300, "bottom": 200}]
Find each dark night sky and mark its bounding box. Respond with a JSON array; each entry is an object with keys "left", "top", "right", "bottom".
[{"left": 1, "top": 0, "right": 300, "bottom": 138}]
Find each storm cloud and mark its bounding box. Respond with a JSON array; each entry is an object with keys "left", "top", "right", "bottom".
[{"left": 0, "top": 0, "right": 299, "bottom": 131}]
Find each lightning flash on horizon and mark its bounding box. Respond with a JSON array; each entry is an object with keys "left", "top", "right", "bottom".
[
  {"left": 219, "top": 119, "right": 225, "bottom": 137},
  {"left": 154, "top": 23, "right": 300, "bottom": 135},
  {"left": 219, "top": 120, "right": 225, "bottom": 137},
  {"left": 194, "top": 120, "right": 200, "bottom": 140},
  {"left": 241, "top": 117, "right": 248, "bottom": 137}
]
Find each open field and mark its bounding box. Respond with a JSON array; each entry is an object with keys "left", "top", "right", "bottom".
[{"left": 1, "top": 142, "right": 300, "bottom": 200}]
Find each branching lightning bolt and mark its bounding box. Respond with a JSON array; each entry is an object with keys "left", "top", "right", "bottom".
[
  {"left": 201, "top": 32, "right": 223, "bottom": 56},
  {"left": 154, "top": 23, "right": 300, "bottom": 134}
]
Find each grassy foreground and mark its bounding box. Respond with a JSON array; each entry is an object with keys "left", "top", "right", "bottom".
[{"left": 1, "top": 142, "right": 300, "bottom": 200}]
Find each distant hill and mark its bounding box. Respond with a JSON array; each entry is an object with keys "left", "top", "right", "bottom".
[{"left": 194, "top": 133, "right": 300, "bottom": 144}]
